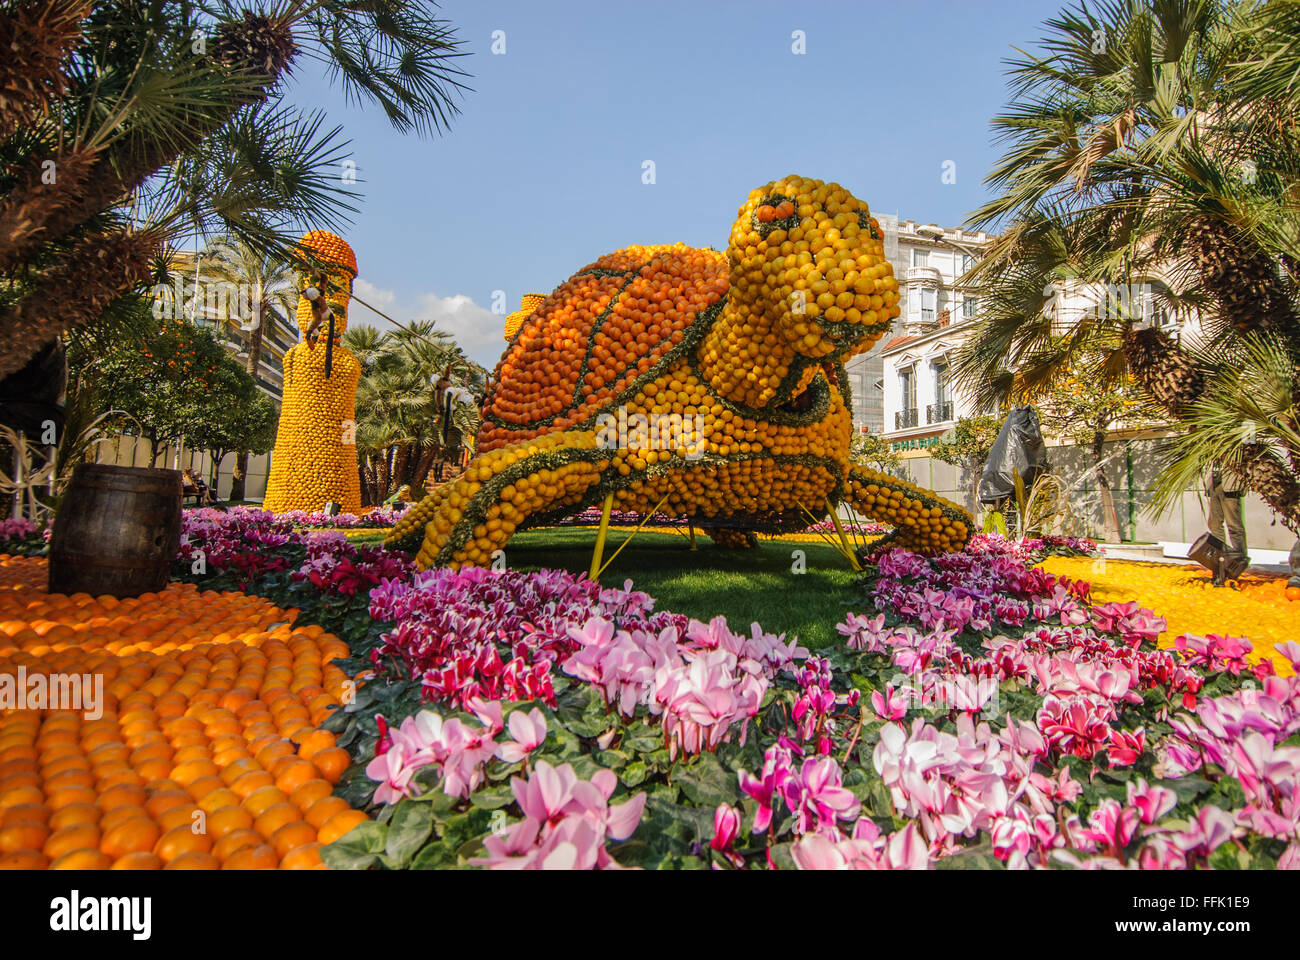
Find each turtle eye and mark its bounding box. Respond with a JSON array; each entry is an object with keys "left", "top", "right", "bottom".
[{"left": 753, "top": 195, "right": 798, "bottom": 234}]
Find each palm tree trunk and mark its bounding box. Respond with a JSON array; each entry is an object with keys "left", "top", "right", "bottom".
[
  {"left": 377, "top": 447, "right": 391, "bottom": 498},
  {"left": 1091, "top": 429, "right": 1121, "bottom": 542},
  {"left": 0, "top": 1, "right": 91, "bottom": 140},
  {"left": 414, "top": 444, "right": 438, "bottom": 492},
  {"left": 393, "top": 443, "right": 411, "bottom": 489},
  {"left": 0, "top": 15, "right": 297, "bottom": 276},
  {"left": 229, "top": 298, "right": 269, "bottom": 502},
  {"left": 0, "top": 229, "right": 158, "bottom": 379}
]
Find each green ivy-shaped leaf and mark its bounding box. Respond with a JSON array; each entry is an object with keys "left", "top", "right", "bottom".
[{"left": 385, "top": 801, "right": 434, "bottom": 868}]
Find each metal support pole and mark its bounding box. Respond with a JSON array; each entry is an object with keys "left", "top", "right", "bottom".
[
  {"left": 825, "top": 500, "right": 862, "bottom": 572},
  {"left": 589, "top": 491, "right": 615, "bottom": 579}
]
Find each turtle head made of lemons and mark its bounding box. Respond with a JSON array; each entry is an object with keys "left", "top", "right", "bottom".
[{"left": 725, "top": 176, "right": 900, "bottom": 364}]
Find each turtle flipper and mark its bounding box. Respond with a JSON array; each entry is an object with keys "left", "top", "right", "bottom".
[
  {"left": 386, "top": 431, "right": 609, "bottom": 569},
  {"left": 842, "top": 465, "right": 971, "bottom": 555}
]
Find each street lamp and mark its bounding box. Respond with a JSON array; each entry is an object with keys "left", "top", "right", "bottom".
[{"left": 914, "top": 224, "right": 985, "bottom": 260}]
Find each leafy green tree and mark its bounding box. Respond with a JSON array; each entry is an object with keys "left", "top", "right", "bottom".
[
  {"left": 849, "top": 432, "right": 902, "bottom": 474},
  {"left": 1036, "top": 338, "right": 1164, "bottom": 541},
  {"left": 70, "top": 314, "right": 274, "bottom": 476},
  {"left": 930, "top": 415, "right": 1003, "bottom": 512}
]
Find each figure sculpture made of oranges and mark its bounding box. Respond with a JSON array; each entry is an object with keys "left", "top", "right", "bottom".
[
  {"left": 262, "top": 231, "right": 362, "bottom": 514},
  {"left": 388, "top": 177, "right": 971, "bottom": 568}
]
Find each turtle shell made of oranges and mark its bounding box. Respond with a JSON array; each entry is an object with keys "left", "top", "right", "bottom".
[{"left": 478, "top": 243, "right": 729, "bottom": 456}]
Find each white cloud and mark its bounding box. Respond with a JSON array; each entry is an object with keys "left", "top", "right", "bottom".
[{"left": 348, "top": 280, "right": 507, "bottom": 369}]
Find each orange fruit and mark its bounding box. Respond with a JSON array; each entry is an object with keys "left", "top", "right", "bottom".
[
  {"left": 100, "top": 817, "right": 161, "bottom": 859},
  {"left": 296, "top": 730, "right": 336, "bottom": 761},
  {"left": 171, "top": 759, "right": 220, "bottom": 786},
  {"left": 153, "top": 824, "right": 212, "bottom": 863},
  {"left": 99, "top": 804, "right": 149, "bottom": 834},
  {"left": 0, "top": 784, "right": 45, "bottom": 810},
  {"left": 48, "top": 802, "right": 99, "bottom": 832},
  {"left": 304, "top": 795, "right": 350, "bottom": 830},
  {"left": 219, "top": 757, "right": 261, "bottom": 785},
  {"left": 164, "top": 851, "right": 220, "bottom": 870},
  {"left": 97, "top": 782, "right": 148, "bottom": 813},
  {"left": 197, "top": 788, "right": 241, "bottom": 815},
  {"left": 49, "top": 848, "right": 112, "bottom": 870},
  {"left": 229, "top": 770, "right": 274, "bottom": 799},
  {"left": 212, "top": 828, "right": 262, "bottom": 862},
  {"left": 43, "top": 822, "right": 101, "bottom": 860},
  {"left": 1, "top": 803, "right": 48, "bottom": 829},
  {"left": 242, "top": 785, "right": 289, "bottom": 818},
  {"left": 220, "top": 842, "right": 279, "bottom": 869},
  {"left": 111, "top": 851, "right": 163, "bottom": 870},
  {"left": 279, "top": 841, "right": 323, "bottom": 869},
  {"left": 0, "top": 850, "right": 49, "bottom": 869},
  {"left": 207, "top": 805, "right": 254, "bottom": 840},
  {"left": 183, "top": 775, "right": 226, "bottom": 801},
  {"left": 274, "top": 760, "right": 318, "bottom": 796},
  {"left": 253, "top": 802, "right": 298, "bottom": 840},
  {"left": 317, "top": 809, "right": 367, "bottom": 845},
  {"left": 0, "top": 820, "right": 49, "bottom": 854},
  {"left": 269, "top": 820, "right": 315, "bottom": 858},
  {"left": 157, "top": 803, "right": 202, "bottom": 833},
  {"left": 145, "top": 788, "right": 192, "bottom": 819},
  {"left": 289, "top": 779, "right": 334, "bottom": 813},
  {"left": 312, "top": 748, "right": 351, "bottom": 784}
]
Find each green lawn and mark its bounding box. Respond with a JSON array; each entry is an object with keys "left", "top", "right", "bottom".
[
  {"left": 342, "top": 525, "right": 867, "bottom": 648},
  {"left": 504, "top": 527, "right": 864, "bottom": 650}
]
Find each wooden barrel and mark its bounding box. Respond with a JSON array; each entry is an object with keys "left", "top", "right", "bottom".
[{"left": 49, "top": 464, "right": 183, "bottom": 598}]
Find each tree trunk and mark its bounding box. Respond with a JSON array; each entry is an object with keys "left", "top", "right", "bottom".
[
  {"left": 414, "top": 444, "right": 438, "bottom": 492},
  {"left": 229, "top": 297, "right": 269, "bottom": 502},
  {"left": 393, "top": 443, "right": 411, "bottom": 490},
  {"left": 377, "top": 447, "right": 391, "bottom": 499},
  {"left": 229, "top": 449, "right": 249, "bottom": 502},
  {"left": 1091, "top": 429, "right": 1121, "bottom": 543}
]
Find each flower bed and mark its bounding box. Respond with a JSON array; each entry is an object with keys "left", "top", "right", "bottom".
[
  {"left": 301, "top": 536, "right": 1297, "bottom": 871},
  {"left": 0, "top": 518, "right": 48, "bottom": 557},
  {"left": 1039, "top": 556, "right": 1298, "bottom": 676},
  {"left": 15, "top": 506, "right": 1291, "bottom": 871}
]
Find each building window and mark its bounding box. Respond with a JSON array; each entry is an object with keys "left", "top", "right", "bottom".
[
  {"left": 962, "top": 253, "right": 975, "bottom": 274},
  {"left": 963, "top": 295, "right": 977, "bottom": 319},
  {"left": 897, "top": 366, "right": 918, "bottom": 429},
  {"left": 929, "top": 361, "right": 953, "bottom": 423},
  {"left": 920, "top": 288, "right": 936, "bottom": 323},
  {"left": 912, "top": 248, "right": 929, "bottom": 268}
]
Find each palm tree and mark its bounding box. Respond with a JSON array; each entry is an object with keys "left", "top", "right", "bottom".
[
  {"left": 955, "top": 0, "right": 1300, "bottom": 533},
  {"left": 200, "top": 236, "right": 297, "bottom": 500},
  {"left": 0, "top": 1, "right": 470, "bottom": 380},
  {"left": 343, "top": 321, "right": 486, "bottom": 502}
]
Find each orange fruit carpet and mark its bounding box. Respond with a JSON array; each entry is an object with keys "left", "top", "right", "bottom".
[{"left": 0, "top": 556, "right": 369, "bottom": 870}]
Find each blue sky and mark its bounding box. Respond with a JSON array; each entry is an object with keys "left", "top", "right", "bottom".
[{"left": 283, "top": 0, "right": 1065, "bottom": 366}]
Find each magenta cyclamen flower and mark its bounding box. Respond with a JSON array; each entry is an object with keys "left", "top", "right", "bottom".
[{"left": 780, "top": 756, "right": 861, "bottom": 835}]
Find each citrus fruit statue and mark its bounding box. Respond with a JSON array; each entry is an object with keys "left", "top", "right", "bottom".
[
  {"left": 389, "top": 176, "right": 971, "bottom": 568},
  {"left": 262, "top": 230, "right": 362, "bottom": 514}
]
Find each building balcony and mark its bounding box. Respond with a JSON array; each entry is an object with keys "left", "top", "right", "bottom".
[
  {"left": 906, "top": 265, "right": 942, "bottom": 284},
  {"left": 895, "top": 408, "right": 919, "bottom": 430},
  {"left": 927, "top": 401, "right": 953, "bottom": 424}
]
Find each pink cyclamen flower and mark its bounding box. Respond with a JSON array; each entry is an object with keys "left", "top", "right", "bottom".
[
  {"left": 495, "top": 707, "right": 548, "bottom": 763},
  {"left": 1126, "top": 779, "right": 1177, "bottom": 825},
  {"left": 870, "top": 683, "right": 910, "bottom": 721}
]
